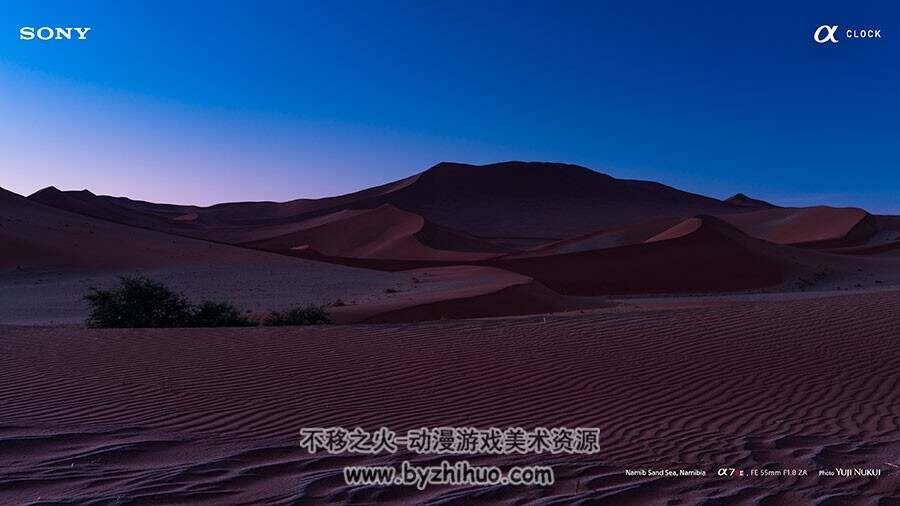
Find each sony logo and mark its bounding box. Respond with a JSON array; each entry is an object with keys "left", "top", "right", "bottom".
[{"left": 19, "top": 26, "right": 92, "bottom": 41}]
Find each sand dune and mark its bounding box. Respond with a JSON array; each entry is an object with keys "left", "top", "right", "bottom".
[
  {"left": 179, "top": 174, "right": 421, "bottom": 224},
  {"left": 242, "top": 204, "right": 505, "bottom": 261},
  {"left": 0, "top": 187, "right": 419, "bottom": 323},
  {"left": 520, "top": 206, "right": 880, "bottom": 258},
  {"left": 719, "top": 206, "right": 876, "bottom": 247},
  {"left": 3, "top": 187, "right": 569, "bottom": 325},
  {"left": 29, "top": 186, "right": 188, "bottom": 230},
  {"left": 329, "top": 265, "right": 577, "bottom": 323},
  {"left": 31, "top": 175, "right": 420, "bottom": 227},
  {"left": 1, "top": 186, "right": 244, "bottom": 269},
  {"left": 493, "top": 216, "right": 797, "bottom": 295},
  {"left": 1, "top": 187, "right": 588, "bottom": 325},
  {"left": 643, "top": 217, "right": 703, "bottom": 242},
  {"left": 1, "top": 289, "right": 897, "bottom": 504},
  {"left": 0, "top": 186, "right": 398, "bottom": 273},
  {"left": 509, "top": 217, "right": 685, "bottom": 258}
]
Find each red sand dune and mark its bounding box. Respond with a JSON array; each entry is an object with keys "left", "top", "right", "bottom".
[
  {"left": 29, "top": 186, "right": 195, "bottom": 229},
  {"left": 0, "top": 187, "right": 419, "bottom": 322},
  {"left": 509, "top": 217, "right": 685, "bottom": 258},
  {"left": 31, "top": 175, "right": 421, "bottom": 227},
  {"left": 178, "top": 174, "right": 421, "bottom": 224},
  {"left": 329, "top": 265, "right": 575, "bottom": 323},
  {"left": 242, "top": 204, "right": 505, "bottom": 261},
  {"left": 823, "top": 215, "right": 900, "bottom": 255},
  {"left": 4, "top": 186, "right": 576, "bottom": 325},
  {"left": 1, "top": 289, "right": 897, "bottom": 504},
  {"left": 493, "top": 216, "right": 798, "bottom": 295},
  {"left": 0, "top": 187, "right": 247, "bottom": 269},
  {"left": 486, "top": 204, "right": 879, "bottom": 261},
  {"left": 644, "top": 217, "right": 703, "bottom": 242},
  {"left": 719, "top": 206, "right": 876, "bottom": 247}
]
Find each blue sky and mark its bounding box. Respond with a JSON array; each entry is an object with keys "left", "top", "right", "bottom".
[{"left": 1, "top": 0, "right": 898, "bottom": 211}]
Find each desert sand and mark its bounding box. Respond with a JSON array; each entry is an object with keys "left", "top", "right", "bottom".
[{"left": 1, "top": 289, "right": 898, "bottom": 504}]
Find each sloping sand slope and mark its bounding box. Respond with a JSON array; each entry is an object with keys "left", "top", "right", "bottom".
[
  {"left": 242, "top": 204, "right": 505, "bottom": 261},
  {"left": 494, "top": 216, "right": 796, "bottom": 295},
  {"left": 0, "top": 187, "right": 417, "bottom": 322},
  {"left": 30, "top": 175, "right": 421, "bottom": 227},
  {"left": 719, "top": 206, "right": 876, "bottom": 247},
  {"left": 510, "top": 217, "right": 685, "bottom": 258},
  {"left": 1, "top": 186, "right": 251, "bottom": 269},
  {"left": 29, "top": 186, "right": 185, "bottom": 230},
  {"left": 1, "top": 186, "right": 401, "bottom": 273},
  {"left": 4, "top": 187, "right": 573, "bottom": 324},
  {"left": 1, "top": 289, "right": 897, "bottom": 504},
  {"left": 329, "top": 265, "right": 572, "bottom": 323}
]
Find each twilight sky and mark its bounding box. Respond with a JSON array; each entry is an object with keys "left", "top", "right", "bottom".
[{"left": 1, "top": 1, "right": 898, "bottom": 211}]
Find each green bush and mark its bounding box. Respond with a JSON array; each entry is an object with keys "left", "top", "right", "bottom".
[
  {"left": 189, "top": 301, "right": 256, "bottom": 327},
  {"left": 264, "top": 305, "right": 332, "bottom": 326},
  {"left": 85, "top": 276, "right": 192, "bottom": 328}
]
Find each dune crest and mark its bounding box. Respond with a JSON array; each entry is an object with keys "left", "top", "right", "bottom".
[
  {"left": 720, "top": 206, "right": 876, "bottom": 246},
  {"left": 494, "top": 216, "right": 796, "bottom": 295},
  {"left": 243, "top": 204, "right": 505, "bottom": 261},
  {"left": 330, "top": 265, "right": 573, "bottom": 323}
]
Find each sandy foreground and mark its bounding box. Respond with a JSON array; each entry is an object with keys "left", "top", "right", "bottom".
[{"left": 1, "top": 289, "right": 898, "bottom": 504}]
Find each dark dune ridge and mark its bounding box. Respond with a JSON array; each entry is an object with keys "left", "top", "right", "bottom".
[
  {"left": 489, "top": 216, "right": 796, "bottom": 295},
  {"left": 328, "top": 265, "right": 575, "bottom": 324},
  {"left": 240, "top": 204, "right": 506, "bottom": 261},
  {"left": 718, "top": 206, "right": 877, "bottom": 248},
  {"left": 1, "top": 290, "right": 897, "bottom": 504}
]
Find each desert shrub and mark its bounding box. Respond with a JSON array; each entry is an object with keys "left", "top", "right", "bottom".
[
  {"left": 84, "top": 277, "right": 333, "bottom": 328},
  {"left": 189, "top": 301, "right": 256, "bottom": 327},
  {"left": 264, "top": 305, "right": 332, "bottom": 326},
  {"left": 85, "top": 276, "right": 192, "bottom": 328}
]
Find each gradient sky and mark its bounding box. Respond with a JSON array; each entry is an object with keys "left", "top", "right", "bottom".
[{"left": 1, "top": 1, "right": 898, "bottom": 211}]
